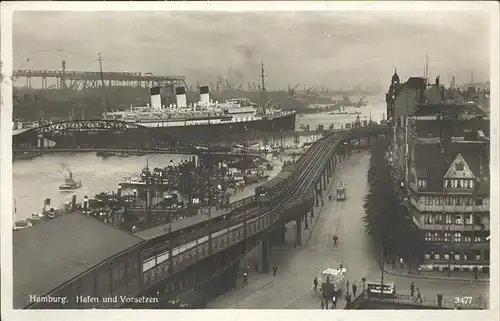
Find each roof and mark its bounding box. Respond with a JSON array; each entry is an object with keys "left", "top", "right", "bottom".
[
  {"left": 406, "top": 77, "right": 426, "bottom": 90},
  {"left": 412, "top": 103, "right": 487, "bottom": 117},
  {"left": 413, "top": 118, "right": 490, "bottom": 139},
  {"left": 14, "top": 212, "right": 145, "bottom": 309},
  {"left": 412, "top": 141, "right": 489, "bottom": 195}
]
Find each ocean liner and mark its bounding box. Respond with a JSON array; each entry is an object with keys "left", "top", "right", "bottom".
[{"left": 102, "top": 85, "right": 296, "bottom": 143}]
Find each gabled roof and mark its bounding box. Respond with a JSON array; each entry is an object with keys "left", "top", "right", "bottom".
[
  {"left": 412, "top": 141, "right": 489, "bottom": 195},
  {"left": 444, "top": 153, "right": 475, "bottom": 179}
]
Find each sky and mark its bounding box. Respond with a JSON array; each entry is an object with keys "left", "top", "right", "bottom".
[{"left": 12, "top": 10, "right": 491, "bottom": 91}]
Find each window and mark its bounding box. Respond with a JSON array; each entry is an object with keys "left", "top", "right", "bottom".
[
  {"left": 446, "top": 197, "right": 454, "bottom": 206},
  {"left": 433, "top": 232, "right": 443, "bottom": 242},
  {"left": 454, "top": 214, "right": 463, "bottom": 224},
  {"left": 451, "top": 179, "right": 458, "bottom": 188},
  {"left": 469, "top": 180, "right": 474, "bottom": 189},
  {"left": 464, "top": 232, "right": 472, "bottom": 243},
  {"left": 444, "top": 253, "right": 450, "bottom": 260},
  {"left": 454, "top": 232, "right": 462, "bottom": 243},
  {"left": 464, "top": 214, "right": 472, "bottom": 225},
  {"left": 473, "top": 214, "right": 481, "bottom": 225},
  {"left": 435, "top": 197, "right": 443, "bottom": 205},
  {"left": 425, "top": 214, "right": 432, "bottom": 224},
  {"left": 473, "top": 251, "right": 481, "bottom": 260},
  {"left": 435, "top": 214, "right": 443, "bottom": 224},
  {"left": 455, "top": 162, "right": 464, "bottom": 171},
  {"left": 454, "top": 254, "right": 460, "bottom": 260},
  {"left": 418, "top": 179, "right": 427, "bottom": 188},
  {"left": 445, "top": 214, "right": 452, "bottom": 224},
  {"left": 444, "top": 180, "right": 449, "bottom": 188},
  {"left": 484, "top": 198, "right": 489, "bottom": 206},
  {"left": 424, "top": 253, "right": 431, "bottom": 260},
  {"left": 464, "top": 197, "right": 472, "bottom": 206},
  {"left": 434, "top": 253, "right": 441, "bottom": 260},
  {"left": 424, "top": 232, "right": 432, "bottom": 241},
  {"left": 425, "top": 196, "right": 433, "bottom": 205},
  {"left": 457, "top": 180, "right": 463, "bottom": 188},
  {"left": 456, "top": 197, "right": 462, "bottom": 206},
  {"left": 474, "top": 234, "right": 482, "bottom": 243},
  {"left": 475, "top": 198, "right": 483, "bottom": 206},
  {"left": 444, "top": 232, "right": 452, "bottom": 242}
]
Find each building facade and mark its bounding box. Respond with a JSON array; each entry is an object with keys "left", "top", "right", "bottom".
[{"left": 386, "top": 71, "right": 490, "bottom": 273}]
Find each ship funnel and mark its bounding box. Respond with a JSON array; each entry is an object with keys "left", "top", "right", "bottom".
[
  {"left": 199, "top": 85, "right": 210, "bottom": 105},
  {"left": 175, "top": 87, "right": 187, "bottom": 108},
  {"left": 149, "top": 87, "right": 162, "bottom": 109}
]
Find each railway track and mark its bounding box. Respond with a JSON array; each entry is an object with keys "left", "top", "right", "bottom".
[{"left": 142, "top": 129, "right": 350, "bottom": 271}]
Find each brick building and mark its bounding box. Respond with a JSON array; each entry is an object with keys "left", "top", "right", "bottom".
[{"left": 386, "top": 71, "right": 490, "bottom": 273}]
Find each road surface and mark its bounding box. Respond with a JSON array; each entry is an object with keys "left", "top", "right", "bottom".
[{"left": 209, "top": 151, "right": 489, "bottom": 309}]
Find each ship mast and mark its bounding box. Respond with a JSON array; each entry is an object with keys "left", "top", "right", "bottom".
[{"left": 98, "top": 53, "right": 108, "bottom": 119}]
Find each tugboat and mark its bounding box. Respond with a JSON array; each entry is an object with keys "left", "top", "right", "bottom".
[{"left": 59, "top": 172, "right": 82, "bottom": 191}]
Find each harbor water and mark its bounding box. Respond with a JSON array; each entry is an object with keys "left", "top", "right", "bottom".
[{"left": 13, "top": 97, "right": 386, "bottom": 221}]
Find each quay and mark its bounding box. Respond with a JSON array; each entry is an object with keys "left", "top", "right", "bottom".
[{"left": 13, "top": 124, "right": 391, "bottom": 309}]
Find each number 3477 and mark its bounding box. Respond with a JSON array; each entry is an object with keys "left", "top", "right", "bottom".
[{"left": 455, "top": 297, "right": 473, "bottom": 304}]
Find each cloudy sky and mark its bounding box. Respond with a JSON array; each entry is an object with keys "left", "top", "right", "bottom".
[{"left": 12, "top": 10, "right": 491, "bottom": 90}]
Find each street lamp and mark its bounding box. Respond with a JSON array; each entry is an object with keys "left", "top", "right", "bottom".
[{"left": 448, "top": 251, "right": 454, "bottom": 277}]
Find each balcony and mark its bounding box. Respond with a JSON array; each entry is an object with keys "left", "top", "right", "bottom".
[
  {"left": 410, "top": 198, "right": 490, "bottom": 213},
  {"left": 420, "top": 223, "right": 488, "bottom": 232}
]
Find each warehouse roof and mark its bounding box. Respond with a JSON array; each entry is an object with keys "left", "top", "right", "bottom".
[{"left": 13, "top": 212, "right": 145, "bottom": 309}]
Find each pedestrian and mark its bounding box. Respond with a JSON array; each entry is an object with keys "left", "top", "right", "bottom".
[
  {"left": 352, "top": 283, "right": 357, "bottom": 297},
  {"left": 415, "top": 288, "right": 423, "bottom": 303},
  {"left": 313, "top": 277, "right": 319, "bottom": 291},
  {"left": 346, "top": 280, "right": 350, "bottom": 294},
  {"left": 345, "top": 293, "right": 352, "bottom": 309},
  {"left": 320, "top": 300, "right": 325, "bottom": 310},
  {"left": 399, "top": 257, "right": 404, "bottom": 269},
  {"left": 340, "top": 260, "right": 344, "bottom": 270},
  {"left": 410, "top": 281, "right": 415, "bottom": 296},
  {"left": 437, "top": 293, "right": 443, "bottom": 308},
  {"left": 332, "top": 295, "right": 337, "bottom": 309},
  {"left": 272, "top": 264, "right": 278, "bottom": 276},
  {"left": 328, "top": 195, "right": 332, "bottom": 202},
  {"left": 243, "top": 272, "right": 248, "bottom": 287},
  {"left": 333, "top": 235, "right": 338, "bottom": 246}
]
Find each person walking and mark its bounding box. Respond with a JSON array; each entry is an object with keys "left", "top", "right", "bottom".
[
  {"left": 437, "top": 293, "right": 443, "bottom": 308},
  {"left": 410, "top": 281, "right": 415, "bottom": 297},
  {"left": 340, "top": 260, "right": 344, "bottom": 270},
  {"left": 415, "top": 288, "right": 423, "bottom": 303},
  {"left": 352, "top": 283, "right": 358, "bottom": 297},
  {"left": 333, "top": 235, "right": 338, "bottom": 246},
  {"left": 328, "top": 194, "right": 332, "bottom": 202},
  {"left": 243, "top": 272, "right": 248, "bottom": 287},
  {"left": 332, "top": 295, "right": 337, "bottom": 309},
  {"left": 313, "top": 277, "right": 319, "bottom": 291},
  {"left": 272, "top": 264, "right": 278, "bottom": 276}
]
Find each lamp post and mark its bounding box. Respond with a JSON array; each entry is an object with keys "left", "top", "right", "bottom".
[{"left": 448, "top": 251, "right": 454, "bottom": 277}]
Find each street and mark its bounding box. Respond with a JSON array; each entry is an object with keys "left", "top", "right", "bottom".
[{"left": 208, "top": 151, "right": 489, "bottom": 309}]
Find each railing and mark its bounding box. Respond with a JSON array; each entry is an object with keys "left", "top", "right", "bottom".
[{"left": 367, "top": 294, "right": 487, "bottom": 310}]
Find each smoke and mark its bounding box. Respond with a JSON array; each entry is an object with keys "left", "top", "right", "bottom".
[{"left": 59, "top": 161, "right": 72, "bottom": 176}]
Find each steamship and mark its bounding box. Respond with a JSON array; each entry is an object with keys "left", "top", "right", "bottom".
[{"left": 102, "top": 86, "right": 296, "bottom": 143}]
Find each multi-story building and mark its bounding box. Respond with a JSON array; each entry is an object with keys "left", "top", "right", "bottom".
[{"left": 386, "top": 71, "right": 490, "bottom": 273}]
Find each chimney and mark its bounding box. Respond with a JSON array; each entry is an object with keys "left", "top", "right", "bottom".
[
  {"left": 175, "top": 87, "right": 187, "bottom": 108},
  {"left": 199, "top": 85, "right": 210, "bottom": 105},
  {"left": 149, "top": 87, "right": 162, "bottom": 109}
]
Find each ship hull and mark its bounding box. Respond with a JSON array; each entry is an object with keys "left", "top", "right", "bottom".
[{"left": 147, "top": 113, "right": 296, "bottom": 144}]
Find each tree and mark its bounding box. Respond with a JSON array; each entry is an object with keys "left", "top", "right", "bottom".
[{"left": 363, "top": 138, "right": 425, "bottom": 260}]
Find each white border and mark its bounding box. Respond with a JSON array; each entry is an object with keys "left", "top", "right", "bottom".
[{"left": 1, "top": 2, "right": 498, "bottom": 321}]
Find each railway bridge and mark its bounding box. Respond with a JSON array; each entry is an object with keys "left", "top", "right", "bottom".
[{"left": 13, "top": 124, "right": 389, "bottom": 309}]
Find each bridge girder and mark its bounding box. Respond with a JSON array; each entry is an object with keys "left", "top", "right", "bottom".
[{"left": 12, "top": 120, "right": 200, "bottom": 154}]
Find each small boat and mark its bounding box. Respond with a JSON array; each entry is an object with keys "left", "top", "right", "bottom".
[{"left": 59, "top": 172, "right": 82, "bottom": 191}]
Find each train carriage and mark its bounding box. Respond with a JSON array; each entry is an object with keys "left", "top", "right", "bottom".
[{"left": 255, "top": 163, "right": 298, "bottom": 206}]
